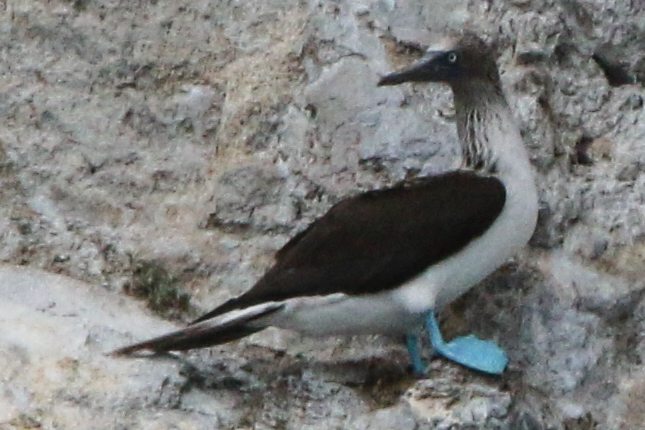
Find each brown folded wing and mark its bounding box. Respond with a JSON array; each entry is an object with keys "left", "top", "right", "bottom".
[{"left": 192, "top": 171, "right": 505, "bottom": 324}]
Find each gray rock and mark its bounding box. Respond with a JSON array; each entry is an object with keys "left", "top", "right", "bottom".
[
  {"left": 405, "top": 364, "right": 512, "bottom": 429},
  {"left": 0, "top": 0, "right": 643, "bottom": 428}
]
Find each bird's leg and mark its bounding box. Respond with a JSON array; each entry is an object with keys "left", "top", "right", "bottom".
[
  {"left": 405, "top": 334, "right": 426, "bottom": 376},
  {"left": 424, "top": 311, "right": 508, "bottom": 375}
]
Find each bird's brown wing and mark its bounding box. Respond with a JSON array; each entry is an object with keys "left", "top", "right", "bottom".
[{"left": 192, "top": 171, "right": 505, "bottom": 324}]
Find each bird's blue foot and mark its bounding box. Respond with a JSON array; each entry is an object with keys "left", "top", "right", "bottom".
[
  {"left": 405, "top": 334, "right": 426, "bottom": 376},
  {"left": 425, "top": 311, "right": 508, "bottom": 375}
]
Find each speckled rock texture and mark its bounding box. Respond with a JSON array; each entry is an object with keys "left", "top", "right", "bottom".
[{"left": 0, "top": 0, "right": 643, "bottom": 429}]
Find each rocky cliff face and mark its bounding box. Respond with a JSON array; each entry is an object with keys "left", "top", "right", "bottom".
[{"left": 1, "top": 0, "right": 643, "bottom": 428}]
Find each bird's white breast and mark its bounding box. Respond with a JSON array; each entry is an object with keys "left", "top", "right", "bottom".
[{"left": 396, "top": 114, "right": 538, "bottom": 314}]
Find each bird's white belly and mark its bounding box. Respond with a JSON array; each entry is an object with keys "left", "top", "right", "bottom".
[
  {"left": 266, "top": 292, "right": 423, "bottom": 336},
  {"left": 396, "top": 175, "right": 538, "bottom": 313}
]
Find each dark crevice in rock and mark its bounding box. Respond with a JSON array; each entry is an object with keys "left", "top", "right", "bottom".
[
  {"left": 592, "top": 51, "right": 636, "bottom": 87},
  {"left": 635, "top": 57, "right": 645, "bottom": 86},
  {"left": 341, "top": 358, "right": 412, "bottom": 408},
  {"left": 204, "top": 212, "right": 253, "bottom": 234},
  {"left": 563, "top": 412, "right": 600, "bottom": 430},
  {"left": 516, "top": 50, "right": 548, "bottom": 66},
  {"left": 572, "top": 135, "right": 594, "bottom": 166},
  {"left": 553, "top": 43, "right": 581, "bottom": 68},
  {"left": 530, "top": 206, "right": 562, "bottom": 249},
  {"left": 203, "top": 212, "right": 295, "bottom": 236}
]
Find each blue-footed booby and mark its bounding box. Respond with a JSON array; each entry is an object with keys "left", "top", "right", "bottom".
[{"left": 113, "top": 32, "right": 538, "bottom": 376}]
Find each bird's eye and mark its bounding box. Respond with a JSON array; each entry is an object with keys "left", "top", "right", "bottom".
[{"left": 447, "top": 52, "right": 458, "bottom": 63}]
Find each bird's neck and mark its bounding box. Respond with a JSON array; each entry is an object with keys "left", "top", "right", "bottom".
[{"left": 452, "top": 80, "right": 531, "bottom": 178}]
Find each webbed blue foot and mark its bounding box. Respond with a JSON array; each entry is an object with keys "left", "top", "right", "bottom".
[
  {"left": 425, "top": 311, "right": 508, "bottom": 375},
  {"left": 405, "top": 334, "right": 426, "bottom": 376}
]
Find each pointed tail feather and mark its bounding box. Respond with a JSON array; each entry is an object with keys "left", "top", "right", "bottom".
[{"left": 111, "top": 302, "right": 284, "bottom": 356}]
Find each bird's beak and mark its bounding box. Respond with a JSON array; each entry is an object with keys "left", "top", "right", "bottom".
[{"left": 378, "top": 51, "right": 448, "bottom": 86}]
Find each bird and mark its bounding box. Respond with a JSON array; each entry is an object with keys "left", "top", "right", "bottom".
[{"left": 112, "top": 32, "right": 539, "bottom": 376}]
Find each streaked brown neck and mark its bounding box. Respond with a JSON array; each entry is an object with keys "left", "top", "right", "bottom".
[{"left": 451, "top": 78, "right": 510, "bottom": 173}]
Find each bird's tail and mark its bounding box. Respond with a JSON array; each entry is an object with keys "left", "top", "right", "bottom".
[{"left": 111, "top": 302, "right": 284, "bottom": 356}]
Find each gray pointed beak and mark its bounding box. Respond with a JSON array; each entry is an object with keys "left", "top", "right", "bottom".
[{"left": 378, "top": 51, "right": 448, "bottom": 86}]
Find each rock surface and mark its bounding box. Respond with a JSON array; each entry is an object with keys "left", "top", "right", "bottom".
[{"left": 0, "top": 0, "right": 643, "bottom": 429}]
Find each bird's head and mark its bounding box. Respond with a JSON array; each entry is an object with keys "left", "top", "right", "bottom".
[{"left": 377, "top": 32, "right": 500, "bottom": 88}]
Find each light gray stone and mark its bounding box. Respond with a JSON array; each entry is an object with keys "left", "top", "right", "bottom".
[{"left": 0, "top": 0, "right": 643, "bottom": 428}]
